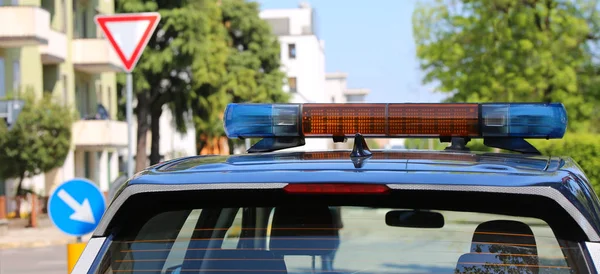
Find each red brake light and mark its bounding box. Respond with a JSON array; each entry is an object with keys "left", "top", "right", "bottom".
[{"left": 284, "top": 183, "right": 390, "bottom": 194}]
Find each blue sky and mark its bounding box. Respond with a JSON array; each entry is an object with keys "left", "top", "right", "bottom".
[{"left": 256, "top": 0, "right": 448, "bottom": 103}]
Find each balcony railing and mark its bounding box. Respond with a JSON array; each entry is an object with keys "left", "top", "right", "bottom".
[
  {"left": 72, "top": 119, "right": 128, "bottom": 148},
  {"left": 72, "top": 38, "right": 123, "bottom": 73},
  {"left": 40, "top": 29, "right": 67, "bottom": 64},
  {"left": 0, "top": 6, "right": 50, "bottom": 48}
]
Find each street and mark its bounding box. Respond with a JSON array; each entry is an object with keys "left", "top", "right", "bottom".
[{"left": 0, "top": 246, "right": 66, "bottom": 274}]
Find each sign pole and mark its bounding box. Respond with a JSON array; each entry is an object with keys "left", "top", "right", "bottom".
[
  {"left": 48, "top": 178, "right": 105, "bottom": 274},
  {"left": 126, "top": 72, "right": 134, "bottom": 178},
  {"left": 94, "top": 12, "right": 160, "bottom": 178}
]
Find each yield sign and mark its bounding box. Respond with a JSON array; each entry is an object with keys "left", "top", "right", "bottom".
[{"left": 95, "top": 12, "right": 161, "bottom": 73}]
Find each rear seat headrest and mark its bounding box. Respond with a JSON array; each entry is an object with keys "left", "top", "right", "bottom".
[
  {"left": 470, "top": 220, "right": 538, "bottom": 255},
  {"left": 455, "top": 220, "right": 539, "bottom": 274},
  {"left": 269, "top": 206, "right": 340, "bottom": 256},
  {"left": 199, "top": 249, "right": 287, "bottom": 274}
]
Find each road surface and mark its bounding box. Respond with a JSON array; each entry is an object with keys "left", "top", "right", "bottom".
[{"left": 0, "top": 245, "right": 66, "bottom": 274}]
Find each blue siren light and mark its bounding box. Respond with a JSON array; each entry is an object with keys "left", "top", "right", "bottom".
[{"left": 223, "top": 103, "right": 567, "bottom": 139}]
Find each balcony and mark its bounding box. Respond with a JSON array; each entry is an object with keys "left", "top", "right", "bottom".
[
  {"left": 0, "top": 6, "right": 50, "bottom": 48},
  {"left": 72, "top": 120, "right": 128, "bottom": 148},
  {"left": 72, "top": 39, "right": 123, "bottom": 73},
  {"left": 40, "top": 29, "right": 67, "bottom": 64}
]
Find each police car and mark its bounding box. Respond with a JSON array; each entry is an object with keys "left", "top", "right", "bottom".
[{"left": 74, "top": 103, "right": 600, "bottom": 274}]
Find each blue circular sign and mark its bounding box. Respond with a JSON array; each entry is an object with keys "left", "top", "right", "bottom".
[{"left": 48, "top": 178, "right": 106, "bottom": 237}]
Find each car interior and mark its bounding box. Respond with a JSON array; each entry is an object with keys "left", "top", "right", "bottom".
[{"left": 100, "top": 191, "right": 590, "bottom": 274}]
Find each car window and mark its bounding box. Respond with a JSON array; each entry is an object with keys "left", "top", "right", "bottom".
[
  {"left": 97, "top": 203, "right": 588, "bottom": 274},
  {"left": 161, "top": 209, "right": 202, "bottom": 273}
]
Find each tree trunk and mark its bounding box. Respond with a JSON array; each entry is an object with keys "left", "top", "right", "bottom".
[
  {"left": 136, "top": 93, "right": 150, "bottom": 173},
  {"left": 149, "top": 106, "right": 163, "bottom": 165},
  {"left": 0, "top": 180, "right": 6, "bottom": 219},
  {"left": 28, "top": 193, "right": 37, "bottom": 228},
  {"left": 196, "top": 140, "right": 205, "bottom": 155},
  {"left": 228, "top": 139, "right": 234, "bottom": 155},
  {"left": 15, "top": 175, "right": 24, "bottom": 219}
]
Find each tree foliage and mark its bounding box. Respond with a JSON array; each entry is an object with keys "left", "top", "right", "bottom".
[
  {"left": 193, "top": 0, "right": 289, "bottom": 154},
  {"left": 0, "top": 93, "right": 75, "bottom": 194},
  {"left": 413, "top": 0, "right": 600, "bottom": 132},
  {"left": 116, "top": 0, "right": 288, "bottom": 162},
  {"left": 116, "top": 0, "right": 229, "bottom": 168}
]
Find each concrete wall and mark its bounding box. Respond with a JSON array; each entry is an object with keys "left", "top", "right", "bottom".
[
  {"left": 159, "top": 106, "right": 197, "bottom": 160},
  {"left": 326, "top": 73, "right": 349, "bottom": 104}
]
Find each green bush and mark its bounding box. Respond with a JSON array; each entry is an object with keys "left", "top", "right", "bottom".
[{"left": 530, "top": 134, "right": 600, "bottom": 196}]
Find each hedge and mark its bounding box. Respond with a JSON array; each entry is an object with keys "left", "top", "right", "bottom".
[{"left": 404, "top": 135, "right": 600, "bottom": 196}]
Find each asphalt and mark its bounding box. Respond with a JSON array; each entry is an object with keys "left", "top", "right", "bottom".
[
  {"left": 0, "top": 245, "right": 66, "bottom": 274},
  {"left": 0, "top": 216, "right": 91, "bottom": 250}
]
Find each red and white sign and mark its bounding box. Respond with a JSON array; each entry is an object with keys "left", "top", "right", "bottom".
[{"left": 94, "top": 12, "right": 161, "bottom": 73}]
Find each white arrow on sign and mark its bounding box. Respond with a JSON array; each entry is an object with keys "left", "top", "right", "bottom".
[{"left": 57, "top": 189, "right": 96, "bottom": 225}]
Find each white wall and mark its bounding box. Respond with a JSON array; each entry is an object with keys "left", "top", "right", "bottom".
[
  {"left": 278, "top": 35, "right": 326, "bottom": 104},
  {"left": 261, "top": 6, "right": 329, "bottom": 152},
  {"left": 260, "top": 8, "right": 313, "bottom": 36},
  {"left": 159, "top": 106, "right": 196, "bottom": 160},
  {"left": 326, "top": 74, "right": 348, "bottom": 103}
]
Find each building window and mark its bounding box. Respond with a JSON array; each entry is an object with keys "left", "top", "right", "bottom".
[
  {"left": 12, "top": 61, "right": 20, "bottom": 96},
  {"left": 82, "top": 8, "right": 88, "bottom": 38},
  {"left": 76, "top": 82, "right": 90, "bottom": 118},
  {"left": 62, "top": 75, "right": 68, "bottom": 106},
  {"left": 0, "top": 58, "right": 5, "bottom": 98},
  {"left": 346, "top": 95, "right": 365, "bottom": 102},
  {"left": 288, "top": 77, "right": 297, "bottom": 93},
  {"left": 61, "top": 0, "right": 67, "bottom": 33},
  {"left": 288, "top": 43, "right": 296, "bottom": 59},
  {"left": 107, "top": 86, "right": 111, "bottom": 117},
  {"left": 107, "top": 152, "right": 113, "bottom": 186},
  {"left": 84, "top": 151, "right": 91, "bottom": 179}
]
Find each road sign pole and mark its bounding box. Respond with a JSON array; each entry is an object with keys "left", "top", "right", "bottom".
[
  {"left": 126, "top": 72, "right": 134, "bottom": 178},
  {"left": 95, "top": 12, "right": 160, "bottom": 177},
  {"left": 67, "top": 242, "right": 86, "bottom": 274},
  {"left": 48, "top": 178, "right": 106, "bottom": 272}
]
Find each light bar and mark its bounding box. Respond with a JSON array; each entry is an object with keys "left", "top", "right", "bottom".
[{"left": 223, "top": 103, "right": 567, "bottom": 139}]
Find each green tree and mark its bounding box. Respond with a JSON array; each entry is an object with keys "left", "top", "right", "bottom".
[
  {"left": 413, "top": 0, "right": 599, "bottom": 132},
  {"left": 0, "top": 93, "right": 75, "bottom": 225},
  {"left": 193, "top": 0, "right": 289, "bottom": 154},
  {"left": 115, "top": 0, "right": 228, "bottom": 169}
]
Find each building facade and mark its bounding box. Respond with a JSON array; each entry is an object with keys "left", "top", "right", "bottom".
[
  {"left": 0, "top": 0, "right": 123, "bottom": 215},
  {"left": 260, "top": 3, "right": 329, "bottom": 151},
  {"left": 0, "top": 0, "right": 197, "bottom": 217}
]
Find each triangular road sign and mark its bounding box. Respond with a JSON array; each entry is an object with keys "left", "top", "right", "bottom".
[{"left": 95, "top": 12, "right": 161, "bottom": 73}]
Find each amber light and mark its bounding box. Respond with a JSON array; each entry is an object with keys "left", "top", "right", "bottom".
[
  {"left": 387, "top": 104, "right": 479, "bottom": 137},
  {"left": 300, "top": 103, "right": 480, "bottom": 137},
  {"left": 284, "top": 183, "right": 390, "bottom": 194},
  {"left": 300, "top": 152, "right": 477, "bottom": 162},
  {"left": 302, "top": 104, "right": 387, "bottom": 136}
]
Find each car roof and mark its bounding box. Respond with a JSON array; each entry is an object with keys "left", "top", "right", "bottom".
[
  {"left": 103, "top": 149, "right": 600, "bottom": 241},
  {"left": 130, "top": 150, "right": 573, "bottom": 187}
]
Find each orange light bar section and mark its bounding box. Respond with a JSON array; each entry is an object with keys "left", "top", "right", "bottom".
[
  {"left": 388, "top": 104, "right": 479, "bottom": 137},
  {"left": 301, "top": 103, "right": 480, "bottom": 137},
  {"left": 302, "top": 104, "right": 387, "bottom": 136}
]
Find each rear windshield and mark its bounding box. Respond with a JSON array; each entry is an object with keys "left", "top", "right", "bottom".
[{"left": 96, "top": 190, "right": 590, "bottom": 274}]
